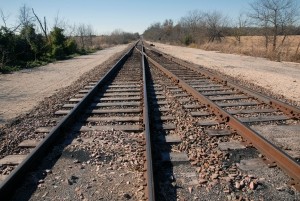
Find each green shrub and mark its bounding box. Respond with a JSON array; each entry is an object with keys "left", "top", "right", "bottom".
[
  {"left": 65, "top": 38, "right": 77, "bottom": 55},
  {"left": 51, "top": 45, "right": 65, "bottom": 59},
  {"left": 184, "top": 35, "right": 194, "bottom": 46}
]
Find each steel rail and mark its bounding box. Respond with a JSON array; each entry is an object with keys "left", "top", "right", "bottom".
[
  {"left": 0, "top": 42, "right": 138, "bottom": 199},
  {"left": 141, "top": 46, "right": 300, "bottom": 191},
  {"left": 136, "top": 43, "right": 155, "bottom": 201},
  {"left": 145, "top": 43, "right": 300, "bottom": 119}
]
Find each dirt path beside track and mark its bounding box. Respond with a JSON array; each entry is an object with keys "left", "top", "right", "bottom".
[{"left": 0, "top": 44, "right": 129, "bottom": 126}]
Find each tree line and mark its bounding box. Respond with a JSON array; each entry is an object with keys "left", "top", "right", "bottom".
[
  {"left": 0, "top": 5, "right": 139, "bottom": 73},
  {"left": 143, "top": 0, "right": 300, "bottom": 50}
]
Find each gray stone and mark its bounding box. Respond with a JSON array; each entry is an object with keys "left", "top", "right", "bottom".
[
  {"left": 237, "top": 158, "right": 265, "bottom": 171},
  {"left": 218, "top": 141, "right": 245, "bottom": 151}
]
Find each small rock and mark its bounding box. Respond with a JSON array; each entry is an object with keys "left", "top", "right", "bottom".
[
  {"left": 45, "top": 169, "right": 52, "bottom": 174},
  {"left": 239, "top": 180, "right": 245, "bottom": 187},
  {"left": 223, "top": 189, "right": 231, "bottom": 193},
  {"left": 223, "top": 177, "right": 232, "bottom": 183},
  {"left": 228, "top": 167, "right": 236, "bottom": 172},
  {"left": 66, "top": 179, "right": 72, "bottom": 185},
  {"left": 123, "top": 193, "right": 131, "bottom": 199},
  {"left": 249, "top": 181, "right": 257, "bottom": 190},
  {"left": 171, "top": 182, "right": 176, "bottom": 187},
  {"left": 222, "top": 162, "right": 230, "bottom": 168},
  {"left": 188, "top": 186, "right": 193, "bottom": 193},
  {"left": 191, "top": 161, "right": 198, "bottom": 166},
  {"left": 195, "top": 167, "right": 201, "bottom": 173},
  {"left": 199, "top": 179, "right": 208, "bottom": 184},
  {"left": 38, "top": 179, "right": 44, "bottom": 184},
  {"left": 235, "top": 181, "right": 241, "bottom": 189},
  {"left": 211, "top": 173, "right": 218, "bottom": 179},
  {"left": 73, "top": 159, "right": 80, "bottom": 164},
  {"left": 276, "top": 186, "right": 285, "bottom": 191},
  {"left": 137, "top": 186, "right": 144, "bottom": 191},
  {"left": 229, "top": 173, "right": 238, "bottom": 178},
  {"left": 42, "top": 192, "right": 48, "bottom": 198}
]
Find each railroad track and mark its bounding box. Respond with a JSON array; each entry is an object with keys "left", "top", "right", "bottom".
[
  {"left": 0, "top": 41, "right": 299, "bottom": 200},
  {"left": 143, "top": 43, "right": 300, "bottom": 191},
  {"left": 0, "top": 43, "right": 154, "bottom": 200}
]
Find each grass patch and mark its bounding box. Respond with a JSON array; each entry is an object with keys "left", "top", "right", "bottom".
[{"left": 0, "top": 65, "right": 21, "bottom": 73}]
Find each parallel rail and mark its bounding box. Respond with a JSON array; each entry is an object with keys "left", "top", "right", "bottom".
[
  {"left": 142, "top": 43, "right": 300, "bottom": 191},
  {"left": 140, "top": 44, "right": 155, "bottom": 201},
  {"left": 0, "top": 43, "right": 140, "bottom": 199},
  {"left": 1, "top": 40, "right": 299, "bottom": 200}
]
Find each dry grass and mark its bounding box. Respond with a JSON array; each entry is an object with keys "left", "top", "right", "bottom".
[
  {"left": 74, "top": 36, "right": 114, "bottom": 50},
  {"left": 190, "top": 35, "right": 300, "bottom": 63}
]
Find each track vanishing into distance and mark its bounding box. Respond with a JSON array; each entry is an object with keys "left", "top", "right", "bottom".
[{"left": 0, "top": 41, "right": 299, "bottom": 200}]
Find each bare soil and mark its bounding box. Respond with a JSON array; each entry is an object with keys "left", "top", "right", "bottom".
[
  {"left": 149, "top": 42, "right": 300, "bottom": 104},
  {"left": 0, "top": 45, "right": 128, "bottom": 126}
]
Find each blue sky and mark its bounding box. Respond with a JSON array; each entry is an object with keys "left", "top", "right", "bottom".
[{"left": 0, "top": 0, "right": 253, "bottom": 34}]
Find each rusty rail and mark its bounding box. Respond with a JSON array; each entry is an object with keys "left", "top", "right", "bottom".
[
  {"left": 138, "top": 43, "right": 155, "bottom": 201},
  {"left": 142, "top": 45, "right": 300, "bottom": 191}
]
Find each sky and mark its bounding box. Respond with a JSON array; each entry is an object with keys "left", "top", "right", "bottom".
[{"left": 0, "top": 0, "right": 253, "bottom": 34}]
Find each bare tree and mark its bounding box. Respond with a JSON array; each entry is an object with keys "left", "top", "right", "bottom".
[
  {"left": 76, "top": 24, "right": 94, "bottom": 49},
  {"left": 179, "top": 10, "right": 206, "bottom": 43},
  {"left": 249, "top": 0, "right": 299, "bottom": 51},
  {"left": 32, "top": 8, "right": 48, "bottom": 42},
  {"left": 65, "top": 23, "right": 77, "bottom": 37},
  {"left": 179, "top": 10, "right": 205, "bottom": 34},
  {"left": 205, "top": 11, "right": 228, "bottom": 42},
  {"left": 162, "top": 19, "right": 173, "bottom": 39},
  {"left": 0, "top": 9, "right": 9, "bottom": 28},
  {"left": 170, "top": 23, "right": 185, "bottom": 44},
  {"left": 87, "top": 25, "right": 94, "bottom": 46},
  {"left": 1, "top": 9, "right": 21, "bottom": 32},
  {"left": 77, "top": 23, "right": 86, "bottom": 49},
  {"left": 233, "top": 13, "right": 248, "bottom": 44},
  {"left": 18, "top": 4, "right": 35, "bottom": 28},
  {"left": 53, "top": 11, "right": 70, "bottom": 30},
  {"left": 143, "top": 22, "right": 163, "bottom": 41}
]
